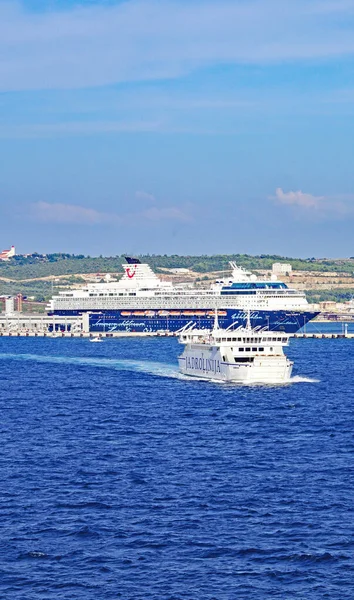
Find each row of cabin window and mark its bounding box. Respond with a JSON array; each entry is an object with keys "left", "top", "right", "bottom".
[
  {"left": 88, "top": 293, "right": 137, "bottom": 297},
  {"left": 239, "top": 347, "right": 265, "bottom": 352},
  {"left": 219, "top": 337, "right": 283, "bottom": 342},
  {"left": 221, "top": 356, "right": 257, "bottom": 363},
  {"left": 222, "top": 348, "right": 271, "bottom": 361}
]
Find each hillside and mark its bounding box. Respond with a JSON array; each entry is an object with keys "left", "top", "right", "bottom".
[
  {"left": 0, "top": 253, "right": 354, "bottom": 303},
  {"left": 1, "top": 252, "right": 354, "bottom": 280}
]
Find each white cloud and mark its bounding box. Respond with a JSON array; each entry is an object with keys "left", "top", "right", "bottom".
[
  {"left": 274, "top": 188, "right": 323, "bottom": 209},
  {"left": 273, "top": 188, "right": 354, "bottom": 216},
  {"left": 134, "top": 193, "right": 191, "bottom": 221},
  {"left": 30, "top": 202, "right": 118, "bottom": 224},
  {"left": 1, "top": 0, "right": 354, "bottom": 91},
  {"left": 141, "top": 206, "right": 190, "bottom": 222},
  {"left": 29, "top": 201, "right": 191, "bottom": 225}
]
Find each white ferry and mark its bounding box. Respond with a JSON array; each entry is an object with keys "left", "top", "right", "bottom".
[
  {"left": 47, "top": 257, "right": 318, "bottom": 333},
  {"left": 178, "top": 314, "right": 293, "bottom": 384}
]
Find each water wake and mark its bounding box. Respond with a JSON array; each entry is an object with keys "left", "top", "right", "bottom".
[
  {"left": 290, "top": 375, "right": 320, "bottom": 384},
  {"left": 0, "top": 352, "right": 205, "bottom": 383},
  {"left": 0, "top": 353, "right": 318, "bottom": 385},
  {"left": 0, "top": 352, "right": 184, "bottom": 378}
]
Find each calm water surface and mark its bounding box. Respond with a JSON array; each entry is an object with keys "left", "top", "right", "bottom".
[{"left": 0, "top": 332, "right": 354, "bottom": 599}]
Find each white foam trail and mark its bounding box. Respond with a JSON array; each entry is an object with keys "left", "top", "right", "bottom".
[
  {"left": 290, "top": 375, "right": 320, "bottom": 384},
  {"left": 0, "top": 352, "right": 195, "bottom": 381},
  {"left": 234, "top": 375, "right": 319, "bottom": 386},
  {"left": 0, "top": 353, "right": 320, "bottom": 385}
]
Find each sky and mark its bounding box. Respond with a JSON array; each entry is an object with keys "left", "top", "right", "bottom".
[{"left": 1, "top": 0, "right": 354, "bottom": 258}]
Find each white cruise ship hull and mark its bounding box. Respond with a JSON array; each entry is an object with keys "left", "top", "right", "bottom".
[{"left": 48, "top": 258, "right": 319, "bottom": 333}]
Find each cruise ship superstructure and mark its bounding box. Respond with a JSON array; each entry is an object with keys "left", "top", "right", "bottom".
[{"left": 48, "top": 258, "right": 318, "bottom": 333}]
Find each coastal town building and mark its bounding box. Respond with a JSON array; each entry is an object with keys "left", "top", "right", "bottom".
[
  {"left": 0, "top": 246, "right": 15, "bottom": 261},
  {"left": 272, "top": 262, "right": 292, "bottom": 276}
]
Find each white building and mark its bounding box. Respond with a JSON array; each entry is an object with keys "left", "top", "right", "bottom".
[
  {"left": 5, "top": 297, "right": 15, "bottom": 314},
  {"left": 272, "top": 262, "right": 292, "bottom": 276},
  {"left": 0, "top": 246, "right": 15, "bottom": 261}
]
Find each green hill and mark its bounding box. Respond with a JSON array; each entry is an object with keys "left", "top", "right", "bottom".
[
  {"left": 1, "top": 252, "right": 354, "bottom": 281},
  {"left": 1, "top": 253, "right": 354, "bottom": 303}
]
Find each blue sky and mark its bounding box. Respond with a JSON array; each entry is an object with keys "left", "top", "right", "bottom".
[{"left": 1, "top": 0, "right": 354, "bottom": 257}]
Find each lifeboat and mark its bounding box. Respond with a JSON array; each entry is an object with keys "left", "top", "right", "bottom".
[
  {"left": 183, "top": 311, "right": 196, "bottom": 316},
  {"left": 169, "top": 311, "right": 181, "bottom": 316},
  {"left": 145, "top": 311, "right": 156, "bottom": 317},
  {"left": 133, "top": 311, "right": 145, "bottom": 316},
  {"left": 158, "top": 310, "right": 170, "bottom": 316},
  {"left": 195, "top": 311, "right": 206, "bottom": 316},
  {"left": 121, "top": 311, "right": 131, "bottom": 316}
]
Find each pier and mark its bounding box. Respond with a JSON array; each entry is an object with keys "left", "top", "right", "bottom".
[
  {"left": 292, "top": 323, "right": 354, "bottom": 339},
  {"left": 0, "top": 311, "right": 175, "bottom": 337},
  {"left": 0, "top": 311, "right": 353, "bottom": 339},
  {"left": 0, "top": 313, "right": 83, "bottom": 335},
  {"left": 293, "top": 332, "right": 354, "bottom": 339}
]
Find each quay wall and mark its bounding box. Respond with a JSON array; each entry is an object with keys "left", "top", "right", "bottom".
[{"left": 0, "top": 312, "right": 353, "bottom": 339}]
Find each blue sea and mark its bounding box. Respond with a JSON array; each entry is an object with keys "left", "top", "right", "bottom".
[{"left": 1, "top": 325, "right": 354, "bottom": 599}]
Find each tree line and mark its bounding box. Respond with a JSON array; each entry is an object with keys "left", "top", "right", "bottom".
[{"left": 1, "top": 252, "right": 354, "bottom": 281}]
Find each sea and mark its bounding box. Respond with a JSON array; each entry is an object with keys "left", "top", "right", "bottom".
[{"left": 1, "top": 322, "right": 354, "bottom": 599}]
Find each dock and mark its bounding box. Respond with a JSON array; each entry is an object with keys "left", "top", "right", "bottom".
[
  {"left": 0, "top": 311, "right": 175, "bottom": 337},
  {"left": 292, "top": 323, "right": 354, "bottom": 339},
  {"left": 293, "top": 332, "right": 354, "bottom": 339},
  {"left": 0, "top": 311, "right": 353, "bottom": 339},
  {"left": 0, "top": 331, "right": 174, "bottom": 338}
]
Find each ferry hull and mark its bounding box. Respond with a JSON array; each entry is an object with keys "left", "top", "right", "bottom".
[
  {"left": 51, "top": 308, "right": 318, "bottom": 333},
  {"left": 178, "top": 348, "right": 293, "bottom": 383}
]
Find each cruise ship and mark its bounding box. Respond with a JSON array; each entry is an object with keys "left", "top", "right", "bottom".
[{"left": 47, "top": 257, "right": 319, "bottom": 333}]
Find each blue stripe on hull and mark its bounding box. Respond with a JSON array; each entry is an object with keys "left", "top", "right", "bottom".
[{"left": 51, "top": 309, "right": 319, "bottom": 333}]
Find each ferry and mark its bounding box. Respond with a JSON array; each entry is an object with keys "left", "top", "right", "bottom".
[
  {"left": 178, "top": 314, "right": 293, "bottom": 383},
  {"left": 47, "top": 257, "right": 319, "bottom": 333}
]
